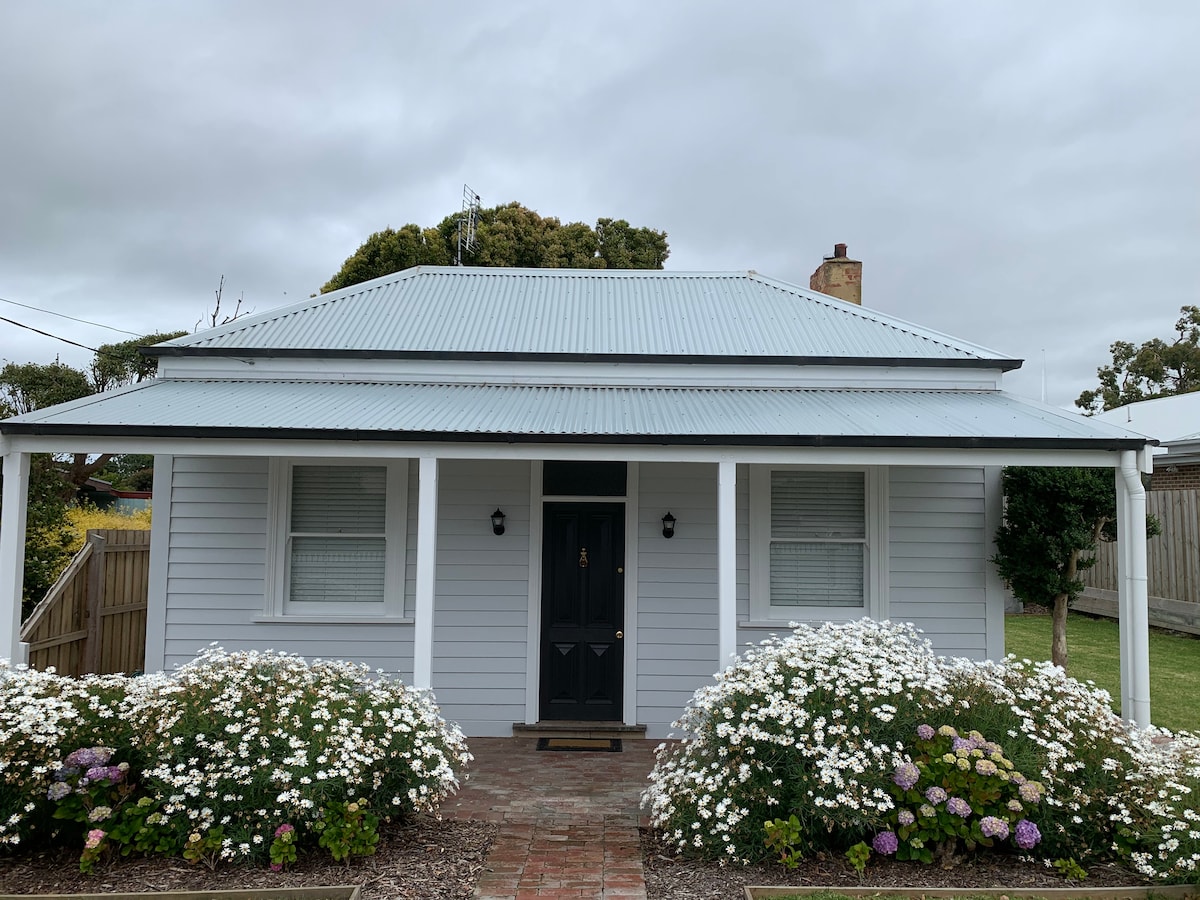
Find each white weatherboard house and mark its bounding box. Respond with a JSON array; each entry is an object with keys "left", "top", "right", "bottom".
[{"left": 0, "top": 265, "right": 1158, "bottom": 736}]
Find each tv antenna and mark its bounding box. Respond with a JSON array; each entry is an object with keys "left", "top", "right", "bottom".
[{"left": 456, "top": 184, "right": 481, "bottom": 266}]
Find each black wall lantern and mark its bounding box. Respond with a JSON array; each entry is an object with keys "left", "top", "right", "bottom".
[
  {"left": 490, "top": 508, "right": 506, "bottom": 536},
  {"left": 661, "top": 511, "right": 676, "bottom": 539}
]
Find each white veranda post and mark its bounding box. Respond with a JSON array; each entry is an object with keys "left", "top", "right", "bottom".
[
  {"left": 717, "top": 460, "right": 737, "bottom": 667},
  {"left": 412, "top": 456, "right": 439, "bottom": 691},
  {"left": 1, "top": 449, "right": 31, "bottom": 664},
  {"left": 1117, "top": 451, "right": 1152, "bottom": 727}
]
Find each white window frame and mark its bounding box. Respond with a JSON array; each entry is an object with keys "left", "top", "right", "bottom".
[
  {"left": 265, "top": 458, "right": 409, "bottom": 620},
  {"left": 749, "top": 465, "right": 887, "bottom": 622}
]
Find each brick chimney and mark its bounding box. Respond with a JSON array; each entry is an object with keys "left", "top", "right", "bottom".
[{"left": 809, "top": 242, "right": 862, "bottom": 305}]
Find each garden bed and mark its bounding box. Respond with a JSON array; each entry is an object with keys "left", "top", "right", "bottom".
[
  {"left": 641, "top": 829, "right": 1162, "bottom": 900},
  {"left": 743, "top": 889, "right": 1196, "bottom": 900},
  {"left": 0, "top": 817, "right": 493, "bottom": 900},
  {"left": 0, "top": 888, "right": 359, "bottom": 900}
]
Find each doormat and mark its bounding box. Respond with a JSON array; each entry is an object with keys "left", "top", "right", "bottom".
[{"left": 536, "top": 737, "right": 623, "bottom": 752}]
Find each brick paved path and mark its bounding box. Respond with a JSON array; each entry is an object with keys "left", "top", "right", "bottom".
[{"left": 444, "top": 737, "right": 658, "bottom": 899}]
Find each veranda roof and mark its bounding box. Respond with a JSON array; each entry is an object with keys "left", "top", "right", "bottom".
[{"left": 1, "top": 378, "right": 1151, "bottom": 450}]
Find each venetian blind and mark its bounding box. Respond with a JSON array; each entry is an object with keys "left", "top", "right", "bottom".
[
  {"left": 289, "top": 465, "right": 387, "bottom": 605},
  {"left": 769, "top": 471, "right": 865, "bottom": 607}
]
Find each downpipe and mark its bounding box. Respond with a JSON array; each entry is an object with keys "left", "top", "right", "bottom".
[{"left": 1119, "top": 450, "right": 1151, "bottom": 728}]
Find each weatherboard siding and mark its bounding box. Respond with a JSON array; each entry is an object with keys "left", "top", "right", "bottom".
[
  {"left": 636, "top": 462, "right": 721, "bottom": 737},
  {"left": 155, "top": 456, "right": 995, "bottom": 737},
  {"left": 887, "top": 467, "right": 989, "bottom": 658},
  {"left": 161, "top": 455, "right": 415, "bottom": 678},
  {"left": 430, "top": 459, "right": 531, "bottom": 736}
]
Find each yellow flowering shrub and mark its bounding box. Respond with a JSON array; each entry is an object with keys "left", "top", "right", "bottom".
[{"left": 64, "top": 505, "right": 152, "bottom": 554}]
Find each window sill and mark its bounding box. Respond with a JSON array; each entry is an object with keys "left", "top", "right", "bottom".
[{"left": 253, "top": 616, "right": 415, "bottom": 625}]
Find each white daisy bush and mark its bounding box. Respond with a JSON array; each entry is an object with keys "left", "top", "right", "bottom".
[
  {"left": 643, "top": 619, "right": 1200, "bottom": 883},
  {"left": 0, "top": 647, "right": 470, "bottom": 871}
]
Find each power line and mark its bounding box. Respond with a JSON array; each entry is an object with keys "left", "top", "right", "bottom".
[
  {"left": 0, "top": 295, "right": 140, "bottom": 336},
  {"left": 0, "top": 314, "right": 101, "bottom": 354}
]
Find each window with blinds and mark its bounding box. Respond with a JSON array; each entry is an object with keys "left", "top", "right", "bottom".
[
  {"left": 287, "top": 465, "right": 388, "bottom": 609},
  {"left": 767, "top": 470, "right": 866, "bottom": 608}
]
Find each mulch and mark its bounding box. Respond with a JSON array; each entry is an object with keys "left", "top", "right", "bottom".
[
  {"left": 640, "top": 831, "right": 1153, "bottom": 900},
  {"left": 0, "top": 817, "right": 494, "bottom": 899},
  {"left": 0, "top": 818, "right": 1158, "bottom": 899}
]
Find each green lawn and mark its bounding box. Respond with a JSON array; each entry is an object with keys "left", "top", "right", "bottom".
[
  {"left": 1004, "top": 613, "right": 1200, "bottom": 734},
  {"left": 757, "top": 893, "right": 1070, "bottom": 900}
]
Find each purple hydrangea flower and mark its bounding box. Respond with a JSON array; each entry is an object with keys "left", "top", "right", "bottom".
[
  {"left": 46, "top": 782, "right": 71, "bottom": 801},
  {"left": 1018, "top": 782, "right": 1042, "bottom": 803},
  {"left": 951, "top": 737, "right": 976, "bottom": 752},
  {"left": 1015, "top": 818, "right": 1042, "bottom": 849},
  {"left": 892, "top": 762, "right": 920, "bottom": 791},
  {"left": 916, "top": 724, "right": 935, "bottom": 741},
  {"left": 980, "top": 816, "right": 1010, "bottom": 840},
  {"left": 897, "top": 810, "right": 916, "bottom": 826},
  {"left": 65, "top": 747, "right": 113, "bottom": 769},
  {"left": 84, "top": 765, "right": 124, "bottom": 786},
  {"left": 924, "top": 786, "right": 947, "bottom": 805},
  {"left": 872, "top": 831, "right": 899, "bottom": 855},
  {"left": 946, "top": 796, "right": 972, "bottom": 818}
]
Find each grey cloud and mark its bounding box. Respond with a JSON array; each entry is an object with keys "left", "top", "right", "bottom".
[{"left": 0, "top": 0, "right": 1196, "bottom": 408}]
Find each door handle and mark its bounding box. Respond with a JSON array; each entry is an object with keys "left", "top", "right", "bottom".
[{"left": 615, "top": 631, "right": 623, "bottom": 639}]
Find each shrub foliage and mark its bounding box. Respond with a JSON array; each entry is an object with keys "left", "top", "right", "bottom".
[
  {"left": 644, "top": 619, "right": 1200, "bottom": 882},
  {"left": 0, "top": 647, "right": 470, "bottom": 871}
]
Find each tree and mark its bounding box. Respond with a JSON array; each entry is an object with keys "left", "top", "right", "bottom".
[
  {"left": 1, "top": 332, "right": 186, "bottom": 496},
  {"left": 1077, "top": 306, "right": 1200, "bottom": 413},
  {"left": 91, "top": 331, "right": 188, "bottom": 393},
  {"left": 0, "top": 361, "right": 93, "bottom": 415},
  {"left": 321, "top": 201, "right": 669, "bottom": 292},
  {"left": 1, "top": 332, "right": 183, "bottom": 616},
  {"left": 992, "top": 467, "right": 1160, "bottom": 670}
]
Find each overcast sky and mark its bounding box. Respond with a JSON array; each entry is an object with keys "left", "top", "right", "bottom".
[{"left": 1, "top": 1, "right": 1196, "bottom": 409}]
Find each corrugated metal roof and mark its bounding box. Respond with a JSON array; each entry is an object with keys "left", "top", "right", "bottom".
[
  {"left": 3, "top": 379, "right": 1149, "bottom": 448},
  {"left": 1094, "top": 391, "right": 1200, "bottom": 444},
  {"left": 152, "top": 267, "right": 1015, "bottom": 366}
]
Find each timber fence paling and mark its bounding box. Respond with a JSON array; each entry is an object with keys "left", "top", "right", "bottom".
[
  {"left": 1079, "top": 488, "right": 1200, "bottom": 630},
  {"left": 19, "top": 528, "right": 150, "bottom": 676},
  {"left": 99, "top": 528, "right": 151, "bottom": 674}
]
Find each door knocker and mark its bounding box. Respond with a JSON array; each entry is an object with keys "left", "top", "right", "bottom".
[{"left": 578, "top": 547, "right": 589, "bottom": 568}]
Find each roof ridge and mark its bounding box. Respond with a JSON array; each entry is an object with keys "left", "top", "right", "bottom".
[
  {"left": 744, "top": 271, "right": 1003, "bottom": 361},
  {"left": 159, "top": 267, "right": 1017, "bottom": 368}
]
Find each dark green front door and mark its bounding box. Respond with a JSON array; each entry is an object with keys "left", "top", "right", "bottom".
[{"left": 539, "top": 502, "right": 624, "bottom": 721}]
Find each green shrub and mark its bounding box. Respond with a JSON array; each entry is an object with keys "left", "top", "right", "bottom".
[
  {"left": 0, "top": 647, "right": 471, "bottom": 871},
  {"left": 644, "top": 619, "right": 1200, "bottom": 882}
]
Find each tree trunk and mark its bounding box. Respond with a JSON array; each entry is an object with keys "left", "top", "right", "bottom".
[
  {"left": 58, "top": 452, "right": 114, "bottom": 499},
  {"left": 1051, "top": 590, "right": 1069, "bottom": 670}
]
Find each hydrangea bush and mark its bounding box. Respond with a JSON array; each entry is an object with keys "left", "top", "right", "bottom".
[
  {"left": 877, "top": 724, "right": 1043, "bottom": 865},
  {"left": 0, "top": 647, "right": 470, "bottom": 871},
  {"left": 643, "top": 619, "right": 1200, "bottom": 882}
]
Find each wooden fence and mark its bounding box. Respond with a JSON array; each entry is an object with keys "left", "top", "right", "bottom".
[
  {"left": 1079, "top": 488, "right": 1200, "bottom": 633},
  {"left": 19, "top": 529, "right": 151, "bottom": 676}
]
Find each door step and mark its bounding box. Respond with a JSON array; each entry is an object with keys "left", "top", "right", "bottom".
[{"left": 512, "top": 721, "right": 647, "bottom": 740}]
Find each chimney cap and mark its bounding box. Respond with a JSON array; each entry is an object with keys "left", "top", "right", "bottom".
[{"left": 831, "top": 242, "right": 848, "bottom": 259}]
